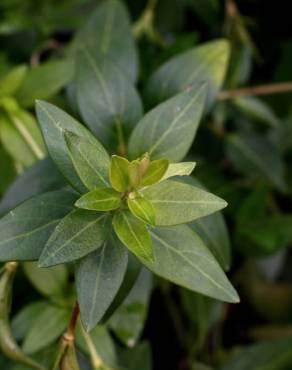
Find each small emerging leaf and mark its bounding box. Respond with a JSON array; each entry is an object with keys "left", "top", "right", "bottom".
[
  {"left": 140, "top": 159, "right": 169, "bottom": 187},
  {"left": 161, "top": 162, "right": 196, "bottom": 181},
  {"left": 129, "top": 160, "right": 142, "bottom": 188},
  {"left": 110, "top": 155, "right": 130, "bottom": 192},
  {"left": 128, "top": 193, "right": 156, "bottom": 225},
  {"left": 113, "top": 210, "right": 154, "bottom": 262},
  {"left": 76, "top": 188, "right": 121, "bottom": 211}
]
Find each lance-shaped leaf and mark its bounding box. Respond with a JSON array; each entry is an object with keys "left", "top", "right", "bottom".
[
  {"left": 76, "top": 188, "right": 121, "bottom": 211},
  {"left": 64, "top": 131, "right": 110, "bottom": 190},
  {"left": 140, "top": 159, "right": 169, "bottom": 187},
  {"left": 128, "top": 85, "right": 207, "bottom": 162},
  {"left": 39, "top": 210, "right": 109, "bottom": 267},
  {"left": 110, "top": 155, "right": 130, "bottom": 192},
  {"left": 145, "top": 39, "right": 230, "bottom": 108},
  {"left": 22, "top": 305, "right": 70, "bottom": 354},
  {"left": 35, "top": 100, "right": 105, "bottom": 193},
  {"left": 76, "top": 234, "right": 128, "bottom": 331},
  {"left": 142, "top": 225, "right": 239, "bottom": 303},
  {"left": 141, "top": 180, "right": 227, "bottom": 226},
  {"left": 0, "top": 190, "right": 76, "bottom": 261},
  {"left": 113, "top": 210, "right": 154, "bottom": 262},
  {"left": 161, "top": 162, "right": 196, "bottom": 181},
  {"left": 73, "top": 0, "right": 138, "bottom": 83},
  {"left": 76, "top": 48, "right": 142, "bottom": 149},
  {"left": 128, "top": 194, "right": 156, "bottom": 225}
]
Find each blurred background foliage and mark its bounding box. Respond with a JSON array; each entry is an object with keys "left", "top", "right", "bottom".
[{"left": 1, "top": 0, "right": 292, "bottom": 369}]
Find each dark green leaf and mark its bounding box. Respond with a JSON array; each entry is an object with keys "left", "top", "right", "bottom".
[
  {"left": 141, "top": 180, "right": 227, "bottom": 226},
  {"left": 142, "top": 225, "right": 239, "bottom": 302},
  {"left": 35, "top": 100, "right": 104, "bottom": 193},
  {"left": 113, "top": 210, "right": 154, "bottom": 262},
  {"left": 0, "top": 189, "right": 76, "bottom": 261},
  {"left": 145, "top": 39, "right": 230, "bottom": 108},
  {"left": 128, "top": 85, "right": 207, "bottom": 162},
  {"left": 39, "top": 210, "right": 109, "bottom": 267},
  {"left": 76, "top": 188, "right": 121, "bottom": 212},
  {"left": 76, "top": 48, "right": 142, "bottom": 149},
  {"left": 76, "top": 234, "right": 128, "bottom": 331},
  {"left": 64, "top": 130, "right": 110, "bottom": 190}
]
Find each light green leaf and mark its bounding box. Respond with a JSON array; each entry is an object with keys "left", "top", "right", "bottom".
[
  {"left": 73, "top": 0, "right": 138, "bottom": 83},
  {"left": 113, "top": 210, "right": 154, "bottom": 262},
  {"left": 76, "top": 48, "right": 142, "bottom": 149},
  {"left": 22, "top": 262, "right": 68, "bottom": 297},
  {"left": 39, "top": 210, "right": 109, "bottom": 267},
  {"left": 141, "top": 180, "right": 227, "bottom": 226},
  {"left": 110, "top": 155, "right": 130, "bottom": 192},
  {"left": 140, "top": 159, "right": 169, "bottom": 187},
  {"left": 15, "top": 60, "right": 73, "bottom": 107},
  {"left": 0, "top": 189, "right": 76, "bottom": 261},
  {"left": 128, "top": 85, "right": 207, "bottom": 162},
  {"left": 108, "top": 269, "right": 152, "bottom": 347},
  {"left": 226, "top": 132, "right": 287, "bottom": 192},
  {"left": 161, "top": 162, "right": 196, "bottom": 181},
  {"left": 22, "top": 305, "right": 70, "bottom": 354},
  {"left": 145, "top": 39, "right": 230, "bottom": 108},
  {"left": 76, "top": 187, "right": 121, "bottom": 212},
  {"left": 35, "top": 100, "right": 104, "bottom": 193},
  {"left": 142, "top": 225, "right": 239, "bottom": 303},
  {"left": 76, "top": 234, "right": 128, "bottom": 331},
  {"left": 0, "top": 109, "right": 46, "bottom": 167},
  {"left": 233, "top": 96, "right": 279, "bottom": 127},
  {"left": 0, "top": 65, "right": 27, "bottom": 98},
  {"left": 64, "top": 130, "right": 110, "bottom": 190},
  {"left": 128, "top": 194, "right": 156, "bottom": 225}
]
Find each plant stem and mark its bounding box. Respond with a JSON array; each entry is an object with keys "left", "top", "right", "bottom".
[
  {"left": 80, "top": 323, "right": 105, "bottom": 370},
  {"left": 218, "top": 81, "right": 292, "bottom": 100}
]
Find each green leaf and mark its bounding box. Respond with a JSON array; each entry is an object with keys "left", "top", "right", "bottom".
[
  {"left": 76, "top": 48, "right": 142, "bottom": 149},
  {"left": 0, "top": 158, "right": 65, "bottom": 216},
  {"left": 110, "top": 155, "right": 130, "bottom": 192},
  {"left": 39, "top": 210, "right": 109, "bottom": 267},
  {"left": 128, "top": 85, "right": 207, "bottom": 162},
  {"left": 22, "top": 262, "right": 68, "bottom": 298},
  {"left": 12, "top": 301, "right": 47, "bottom": 341},
  {"left": 113, "top": 210, "right": 154, "bottom": 262},
  {"left": 22, "top": 305, "right": 70, "bottom": 354},
  {"left": 220, "top": 337, "right": 292, "bottom": 370},
  {"left": 140, "top": 159, "right": 169, "bottom": 187},
  {"left": 73, "top": 0, "right": 138, "bottom": 83},
  {"left": 108, "top": 269, "right": 152, "bottom": 347},
  {"left": 35, "top": 100, "right": 104, "bottom": 193},
  {"left": 161, "top": 162, "right": 196, "bottom": 181},
  {"left": 226, "top": 132, "right": 286, "bottom": 192},
  {"left": 0, "top": 109, "right": 46, "bottom": 167},
  {"left": 233, "top": 96, "right": 279, "bottom": 127},
  {"left": 142, "top": 225, "right": 239, "bottom": 303},
  {"left": 64, "top": 131, "right": 110, "bottom": 191},
  {"left": 128, "top": 193, "right": 156, "bottom": 225},
  {"left": 15, "top": 60, "right": 73, "bottom": 107},
  {"left": 76, "top": 234, "right": 128, "bottom": 331},
  {"left": 118, "top": 342, "right": 152, "bottom": 370},
  {"left": 0, "top": 189, "right": 76, "bottom": 261},
  {"left": 145, "top": 39, "right": 230, "bottom": 108},
  {"left": 141, "top": 180, "right": 227, "bottom": 226},
  {"left": 0, "top": 65, "right": 27, "bottom": 98},
  {"left": 76, "top": 188, "right": 121, "bottom": 212}
]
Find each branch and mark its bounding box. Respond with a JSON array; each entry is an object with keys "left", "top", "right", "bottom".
[{"left": 218, "top": 81, "right": 292, "bottom": 100}]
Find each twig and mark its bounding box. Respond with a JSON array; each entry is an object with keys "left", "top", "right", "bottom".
[
  {"left": 218, "top": 81, "right": 292, "bottom": 100},
  {"left": 80, "top": 323, "right": 106, "bottom": 370},
  {"left": 30, "top": 39, "right": 61, "bottom": 67}
]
